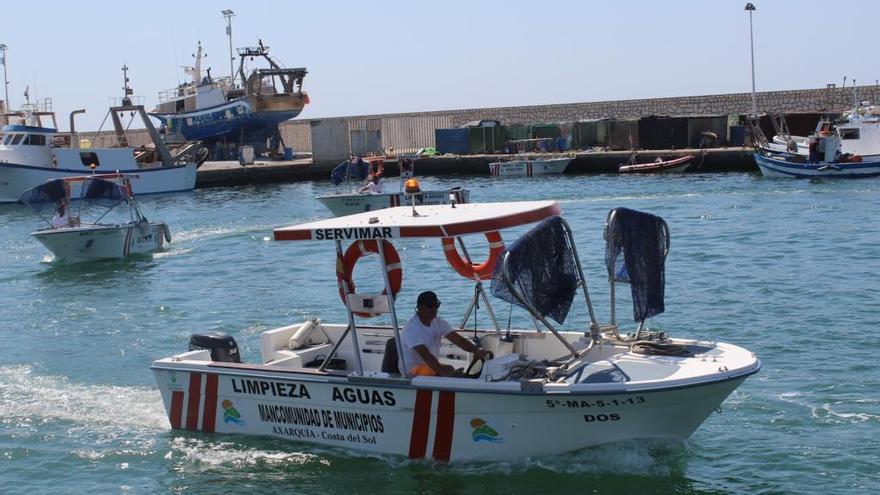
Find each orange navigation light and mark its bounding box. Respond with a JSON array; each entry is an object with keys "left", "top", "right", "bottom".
[{"left": 404, "top": 178, "right": 421, "bottom": 194}]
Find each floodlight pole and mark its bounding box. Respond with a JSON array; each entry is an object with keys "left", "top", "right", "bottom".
[
  {"left": 222, "top": 10, "right": 235, "bottom": 82},
  {"left": 745, "top": 3, "right": 757, "bottom": 116},
  {"left": 0, "top": 44, "right": 9, "bottom": 110}
]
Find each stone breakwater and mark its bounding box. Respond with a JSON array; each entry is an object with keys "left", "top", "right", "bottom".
[{"left": 280, "top": 85, "right": 880, "bottom": 154}]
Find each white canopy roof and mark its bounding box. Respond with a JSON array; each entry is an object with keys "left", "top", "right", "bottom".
[{"left": 274, "top": 200, "right": 561, "bottom": 241}]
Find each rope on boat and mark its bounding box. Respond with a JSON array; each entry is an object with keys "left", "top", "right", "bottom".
[
  {"left": 629, "top": 340, "right": 691, "bottom": 357},
  {"left": 695, "top": 149, "right": 709, "bottom": 169}
]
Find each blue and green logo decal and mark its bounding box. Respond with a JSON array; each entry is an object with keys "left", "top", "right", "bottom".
[
  {"left": 222, "top": 399, "right": 244, "bottom": 426},
  {"left": 470, "top": 418, "right": 503, "bottom": 443}
]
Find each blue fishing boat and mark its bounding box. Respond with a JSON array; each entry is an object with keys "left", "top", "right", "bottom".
[
  {"left": 753, "top": 151, "right": 880, "bottom": 178},
  {"left": 151, "top": 41, "right": 308, "bottom": 159},
  {"left": 753, "top": 129, "right": 880, "bottom": 179}
]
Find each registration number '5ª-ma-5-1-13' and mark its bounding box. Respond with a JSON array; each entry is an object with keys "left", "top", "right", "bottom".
[{"left": 545, "top": 396, "right": 646, "bottom": 409}]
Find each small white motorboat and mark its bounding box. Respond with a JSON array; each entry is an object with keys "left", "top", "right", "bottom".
[
  {"left": 488, "top": 156, "right": 572, "bottom": 176},
  {"left": 152, "top": 199, "right": 759, "bottom": 461},
  {"left": 317, "top": 156, "right": 470, "bottom": 216},
  {"left": 20, "top": 174, "right": 171, "bottom": 263}
]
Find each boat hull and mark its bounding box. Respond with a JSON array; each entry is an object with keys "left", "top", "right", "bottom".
[
  {"left": 32, "top": 222, "right": 167, "bottom": 262},
  {"left": 753, "top": 152, "right": 880, "bottom": 178},
  {"left": 150, "top": 364, "right": 751, "bottom": 461},
  {"left": 153, "top": 97, "right": 305, "bottom": 142},
  {"left": 0, "top": 162, "right": 196, "bottom": 203},
  {"left": 316, "top": 189, "right": 470, "bottom": 217},
  {"left": 489, "top": 158, "right": 572, "bottom": 177},
  {"left": 618, "top": 156, "right": 694, "bottom": 174}
]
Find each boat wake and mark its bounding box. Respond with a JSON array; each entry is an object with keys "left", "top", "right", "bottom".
[
  {"left": 168, "top": 437, "right": 329, "bottom": 469},
  {"left": 160, "top": 437, "right": 686, "bottom": 482},
  {"left": 777, "top": 391, "right": 880, "bottom": 424},
  {"left": 0, "top": 364, "right": 168, "bottom": 432},
  {"left": 168, "top": 224, "right": 278, "bottom": 244}
]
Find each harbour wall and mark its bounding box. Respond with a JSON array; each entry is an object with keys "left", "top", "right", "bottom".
[
  {"left": 76, "top": 84, "right": 879, "bottom": 167},
  {"left": 281, "top": 85, "right": 880, "bottom": 163}
]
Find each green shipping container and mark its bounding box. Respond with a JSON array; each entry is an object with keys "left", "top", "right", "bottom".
[{"left": 468, "top": 125, "right": 504, "bottom": 154}]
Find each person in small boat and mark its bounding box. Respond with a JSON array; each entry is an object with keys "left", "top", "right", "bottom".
[
  {"left": 51, "top": 201, "right": 70, "bottom": 229},
  {"left": 359, "top": 174, "right": 382, "bottom": 194},
  {"left": 402, "top": 291, "right": 488, "bottom": 376}
]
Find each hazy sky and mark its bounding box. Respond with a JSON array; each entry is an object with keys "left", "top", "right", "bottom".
[{"left": 2, "top": 0, "right": 877, "bottom": 131}]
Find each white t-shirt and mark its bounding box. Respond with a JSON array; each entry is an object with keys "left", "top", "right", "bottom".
[
  {"left": 400, "top": 315, "right": 452, "bottom": 371},
  {"left": 51, "top": 211, "right": 69, "bottom": 228},
  {"left": 361, "top": 181, "right": 382, "bottom": 194}
]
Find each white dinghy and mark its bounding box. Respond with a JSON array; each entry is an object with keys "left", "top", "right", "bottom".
[
  {"left": 20, "top": 174, "right": 171, "bottom": 263},
  {"left": 488, "top": 156, "right": 573, "bottom": 176},
  {"left": 151, "top": 200, "right": 759, "bottom": 461}
]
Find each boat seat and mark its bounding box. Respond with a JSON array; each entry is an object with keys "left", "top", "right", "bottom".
[
  {"left": 381, "top": 337, "right": 400, "bottom": 374},
  {"left": 265, "top": 343, "right": 334, "bottom": 368}
]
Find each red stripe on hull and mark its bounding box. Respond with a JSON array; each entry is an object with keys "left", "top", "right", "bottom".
[
  {"left": 202, "top": 374, "right": 219, "bottom": 433},
  {"left": 186, "top": 373, "right": 202, "bottom": 430},
  {"left": 432, "top": 391, "right": 456, "bottom": 462},
  {"left": 408, "top": 390, "right": 433, "bottom": 459},
  {"left": 169, "top": 391, "right": 184, "bottom": 429},
  {"left": 123, "top": 227, "right": 132, "bottom": 256}
]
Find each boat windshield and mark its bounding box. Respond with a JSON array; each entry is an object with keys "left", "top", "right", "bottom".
[{"left": 19, "top": 177, "right": 131, "bottom": 227}]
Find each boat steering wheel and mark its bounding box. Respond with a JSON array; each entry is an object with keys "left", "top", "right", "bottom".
[{"left": 464, "top": 351, "right": 494, "bottom": 379}]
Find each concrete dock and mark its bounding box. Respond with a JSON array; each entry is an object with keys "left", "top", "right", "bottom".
[{"left": 195, "top": 147, "right": 757, "bottom": 189}]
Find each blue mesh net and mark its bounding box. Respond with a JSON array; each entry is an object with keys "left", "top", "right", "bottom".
[
  {"left": 19, "top": 179, "right": 66, "bottom": 212},
  {"left": 331, "top": 159, "right": 370, "bottom": 185},
  {"left": 604, "top": 207, "right": 668, "bottom": 322},
  {"left": 81, "top": 177, "right": 126, "bottom": 208},
  {"left": 490, "top": 216, "right": 578, "bottom": 324}
]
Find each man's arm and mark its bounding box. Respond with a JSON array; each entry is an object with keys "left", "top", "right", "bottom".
[
  {"left": 413, "top": 345, "right": 456, "bottom": 377},
  {"left": 446, "top": 332, "right": 489, "bottom": 360}
]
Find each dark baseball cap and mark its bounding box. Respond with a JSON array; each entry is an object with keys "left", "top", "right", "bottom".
[{"left": 417, "top": 291, "right": 441, "bottom": 308}]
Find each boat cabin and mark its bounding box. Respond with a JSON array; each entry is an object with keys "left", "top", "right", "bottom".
[{"left": 0, "top": 124, "right": 55, "bottom": 165}]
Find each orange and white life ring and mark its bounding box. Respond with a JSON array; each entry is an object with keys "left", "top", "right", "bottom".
[
  {"left": 337, "top": 239, "right": 402, "bottom": 317},
  {"left": 441, "top": 231, "right": 504, "bottom": 280}
]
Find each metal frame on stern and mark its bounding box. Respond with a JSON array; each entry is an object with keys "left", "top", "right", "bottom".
[{"left": 273, "top": 201, "right": 563, "bottom": 377}]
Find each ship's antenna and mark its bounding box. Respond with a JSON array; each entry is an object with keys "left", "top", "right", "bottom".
[{"left": 121, "top": 65, "right": 133, "bottom": 106}]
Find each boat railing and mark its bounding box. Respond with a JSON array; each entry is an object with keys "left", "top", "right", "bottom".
[
  {"left": 496, "top": 216, "right": 601, "bottom": 363},
  {"left": 109, "top": 96, "right": 145, "bottom": 107},
  {"left": 604, "top": 208, "right": 670, "bottom": 342}
]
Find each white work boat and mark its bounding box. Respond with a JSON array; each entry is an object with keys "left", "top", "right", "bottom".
[
  {"left": 151, "top": 200, "right": 759, "bottom": 461},
  {"left": 488, "top": 156, "right": 572, "bottom": 176},
  {"left": 0, "top": 78, "right": 202, "bottom": 204},
  {"left": 20, "top": 174, "right": 171, "bottom": 263},
  {"left": 317, "top": 156, "right": 470, "bottom": 216}
]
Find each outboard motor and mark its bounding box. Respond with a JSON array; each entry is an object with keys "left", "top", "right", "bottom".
[{"left": 188, "top": 332, "right": 241, "bottom": 363}]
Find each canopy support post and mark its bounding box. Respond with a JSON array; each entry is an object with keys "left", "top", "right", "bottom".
[
  {"left": 333, "top": 239, "right": 365, "bottom": 375},
  {"left": 377, "top": 239, "right": 408, "bottom": 377},
  {"left": 557, "top": 217, "right": 601, "bottom": 343},
  {"left": 453, "top": 236, "right": 502, "bottom": 333},
  {"left": 499, "top": 251, "right": 580, "bottom": 359},
  {"left": 458, "top": 281, "right": 502, "bottom": 333}
]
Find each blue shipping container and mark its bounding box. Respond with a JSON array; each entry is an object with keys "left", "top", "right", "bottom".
[{"left": 435, "top": 128, "right": 470, "bottom": 154}]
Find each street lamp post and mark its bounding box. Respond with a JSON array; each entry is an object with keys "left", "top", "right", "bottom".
[
  {"left": 222, "top": 10, "right": 235, "bottom": 82},
  {"left": 745, "top": 3, "right": 757, "bottom": 116},
  {"left": 0, "top": 44, "right": 9, "bottom": 111}
]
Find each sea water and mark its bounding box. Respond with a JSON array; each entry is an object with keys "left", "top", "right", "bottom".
[{"left": 1, "top": 172, "right": 878, "bottom": 494}]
